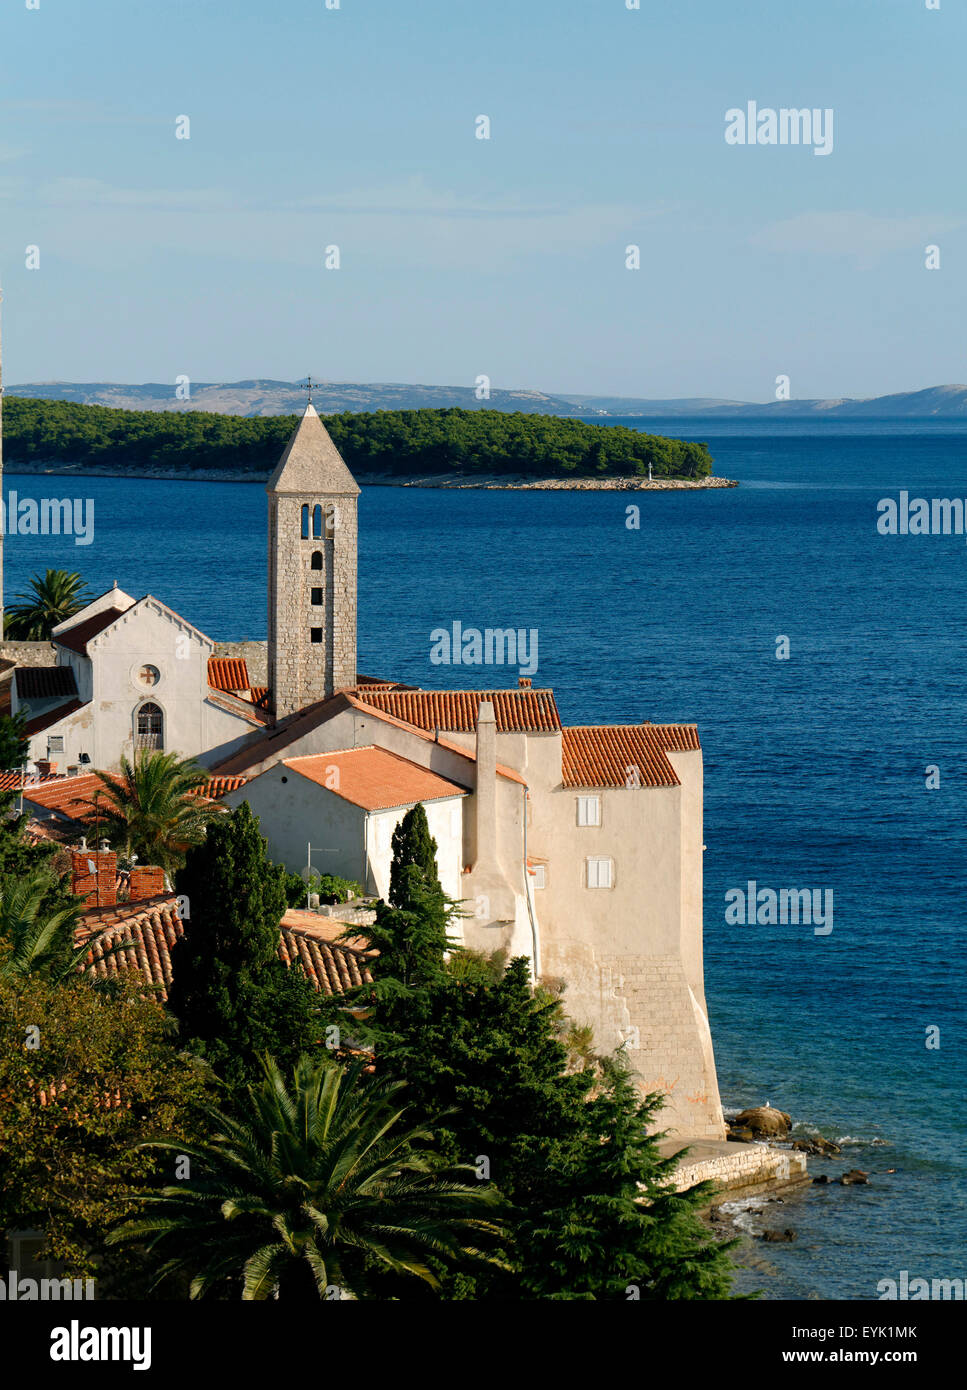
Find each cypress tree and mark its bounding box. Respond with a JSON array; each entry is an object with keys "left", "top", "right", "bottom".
[
  {"left": 388, "top": 803, "right": 443, "bottom": 910},
  {"left": 167, "top": 802, "right": 318, "bottom": 1084}
]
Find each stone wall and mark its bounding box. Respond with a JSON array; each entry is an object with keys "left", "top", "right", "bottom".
[
  {"left": 666, "top": 1143, "right": 809, "bottom": 1202},
  {"left": 0, "top": 640, "right": 59, "bottom": 667},
  {"left": 213, "top": 640, "right": 268, "bottom": 685}
]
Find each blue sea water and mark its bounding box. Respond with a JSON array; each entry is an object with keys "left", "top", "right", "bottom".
[{"left": 5, "top": 419, "right": 966, "bottom": 1301}]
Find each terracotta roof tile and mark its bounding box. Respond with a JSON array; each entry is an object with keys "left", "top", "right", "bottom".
[
  {"left": 209, "top": 690, "right": 528, "bottom": 785},
  {"left": 357, "top": 688, "right": 561, "bottom": 733},
  {"left": 206, "top": 688, "right": 272, "bottom": 726},
  {"left": 15, "top": 666, "right": 79, "bottom": 700},
  {"left": 55, "top": 607, "right": 125, "bottom": 655},
  {"left": 284, "top": 746, "right": 469, "bottom": 811},
  {"left": 77, "top": 895, "right": 184, "bottom": 1000},
  {"left": 199, "top": 775, "right": 248, "bottom": 799},
  {"left": 0, "top": 770, "right": 65, "bottom": 792},
  {"left": 207, "top": 656, "right": 250, "bottom": 692},
  {"left": 76, "top": 896, "right": 373, "bottom": 1000},
  {"left": 278, "top": 925, "right": 374, "bottom": 996},
  {"left": 561, "top": 723, "right": 700, "bottom": 789},
  {"left": 22, "top": 772, "right": 103, "bottom": 818}
]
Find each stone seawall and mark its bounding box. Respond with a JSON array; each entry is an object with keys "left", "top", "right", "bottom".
[{"left": 661, "top": 1140, "right": 810, "bottom": 1203}]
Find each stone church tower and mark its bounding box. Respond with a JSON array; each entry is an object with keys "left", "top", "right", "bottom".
[{"left": 267, "top": 403, "right": 359, "bottom": 718}]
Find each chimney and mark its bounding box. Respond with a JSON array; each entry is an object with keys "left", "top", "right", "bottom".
[
  {"left": 35, "top": 759, "right": 56, "bottom": 777},
  {"left": 474, "top": 700, "right": 498, "bottom": 872},
  {"left": 128, "top": 865, "right": 166, "bottom": 903},
  {"left": 70, "top": 848, "right": 118, "bottom": 908}
]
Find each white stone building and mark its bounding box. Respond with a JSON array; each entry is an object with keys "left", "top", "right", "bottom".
[{"left": 10, "top": 584, "right": 267, "bottom": 773}]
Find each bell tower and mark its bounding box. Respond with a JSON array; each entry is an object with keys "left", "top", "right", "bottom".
[{"left": 266, "top": 401, "right": 359, "bottom": 718}]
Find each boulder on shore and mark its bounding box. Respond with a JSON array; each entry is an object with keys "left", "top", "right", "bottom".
[
  {"left": 731, "top": 1106, "right": 792, "bottom": 1138},
  {"left": 793, "top": 1135, "right": 841, "bottom": 1157},
  {"left": 840, "top": 1169, "right": 870, "bottom": 1186}
]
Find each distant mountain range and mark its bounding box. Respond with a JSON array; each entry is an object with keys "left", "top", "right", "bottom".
[{"left": 9, "top": 379, "right": 967, "bottom": 419}]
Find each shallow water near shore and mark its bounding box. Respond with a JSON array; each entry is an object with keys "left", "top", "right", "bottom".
[{"left": 5, "top": 418, "right": 966, "bottom": 1301}]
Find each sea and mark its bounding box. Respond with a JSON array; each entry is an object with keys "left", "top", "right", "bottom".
[{"left": 5, "top": 417, "right": 967, "bottom": 1301}]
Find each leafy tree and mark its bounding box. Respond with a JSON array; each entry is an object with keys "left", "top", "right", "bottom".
[
  {"left": 0, "top": 865, "right": 87, "bottom": 984},
  {"left": 4, "top": 398, "right": 715, "bottom": 482},
  {"left": 83, "top": 751, "right": 219, "bottom": 878},
  {"left": 0, "top": 710, "right": 30, "bottom": 771},
  {"left": 0, "top": 791, "right": 78, "bottom": 926},
  {"left": 280, "top": 867, "right": 361, "bottom": 909},
  {"left": 0, "top": 972, "right": 212, "bottom": 1290},
  {"left": 167, "top": 802, "right": 319, "bottom": 1084},
  {"left": 515, "top": 1054, "right": 737, "bottom": 1300},
  {"left": 351, "top": 929, "right": 736, "bottom": 1299},
  {"left": 389, "top": 803, "right": 443, "bottom": 908},
  {"left": 344, "top": 802, "right": 457, "bottom": 994},
  {"left": 3, "top": 568, "right": 89, "bottom": 639},
  {"left": 107, "top": 1053, "right": 504, "bottom": 1300}
]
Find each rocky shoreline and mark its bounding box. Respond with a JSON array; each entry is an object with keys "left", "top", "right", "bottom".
[
  {"left": 5, "top": 464, "right": 738, "bottom": 491},
  {"left": 710, "top": 1104, "right": 887, "bottom": 1249}
]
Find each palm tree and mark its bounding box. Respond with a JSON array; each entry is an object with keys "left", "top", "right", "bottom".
[
  {"left": 84, "top": 751, "right": 220, "bottom": 879},
  {"left": 3, "top": 569, "right": 89, "bottom": 639},
  {"left": 0, "top": 866, "right": 86, "bottom": 983},
  {"left": 107, "top": 1054, "right": 504, "bottom": 1300}
]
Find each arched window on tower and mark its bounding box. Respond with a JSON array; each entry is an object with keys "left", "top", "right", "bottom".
[
  {"left": 311, "top": 551, "right": 323, "bottom": 570},
  {"left": 312, "top": 505, "right": 323, "bottom": 538},
  {"left": 325, "top": 504, "right": 336, "bottom": 539},
  {"left": 301, "top": 504, "right": 310, "bottom": 540},
  {"left": 136, "top": 702, "right": 164, "bottom": 752}
]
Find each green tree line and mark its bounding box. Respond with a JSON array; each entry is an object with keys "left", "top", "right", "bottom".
[{"left": 3, "top": 398, "right": 713, "bottom": 479}]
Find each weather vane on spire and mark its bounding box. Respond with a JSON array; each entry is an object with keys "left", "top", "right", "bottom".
[{"left": 302, "top": 375, "right": 317, "bottom": 405}]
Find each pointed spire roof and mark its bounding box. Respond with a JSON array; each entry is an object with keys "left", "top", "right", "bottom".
[{"left": 266, "top": 403, "right": 360, "bottom": 497}]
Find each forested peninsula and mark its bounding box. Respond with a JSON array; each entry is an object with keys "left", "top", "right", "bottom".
[{"left": 2, "top": 398, "right": 716, "bottom": 483}]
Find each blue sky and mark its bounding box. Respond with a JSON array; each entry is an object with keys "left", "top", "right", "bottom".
[{"left": 0, "top": 0, "right": 964, "bottom": 400}]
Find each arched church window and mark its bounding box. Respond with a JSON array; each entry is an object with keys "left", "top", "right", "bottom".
[
  {"left": 325, "top": 504, "right": 336, "bottom": 539},
  {"left": 310, "top": 551, "right": 323, "bottom": 570},
  {"left": 136, "top": 702, "right": 164, "bottom": 752},
  {"left": 301, "top": 505, "right": 310, "bottom": 540},
  {"left": 312, "top": 505, "right": 323, "bottom": 538}
]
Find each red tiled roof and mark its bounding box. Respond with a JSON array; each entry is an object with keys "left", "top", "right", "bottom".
[
  {"left": 278, "top": 922, "right": 374, "bottom": 995},
  {"left": 208, "top": 656, "right": 250, "bottom": 692},
  {"left": 199, "top": 775, "right": 248, "bottom": 799},
  {"left": 76, "top": 897, "right": 373, "bottom": 1001},
  {"left": 55, "top": 607, "right": 125, "bottom": 655},
  {"left": 284, "top": 746, "right": 469, "bottom": 812},
  {"left": 23, "top": 773, "right": 104, "bottom": 819},
  {"left": 24, "top": 699, "right": 87, "bottom": 737},
  {"left": 78, "top": 895, "right": 184, "bottom": 1000},
  {"left": 208, "top": 690, "right": 528, "bottom": 786},
  {"left": 0, "top": 770, "right": 64, "bottom": 792},
  {"left": 15, "top": 666, "right": 78, "bottom": 700},
  {"left": 206, "top": 688, "right": 272, "bottom": 726},
  {"left": 357, "top": 688, "right": 561, "bottom": 733},
  {"left": 561, "top": 723, "right": 700, "bottom": 789},
  {"left": 250, "top": 686, "right": 270, "bottom": 710}
]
